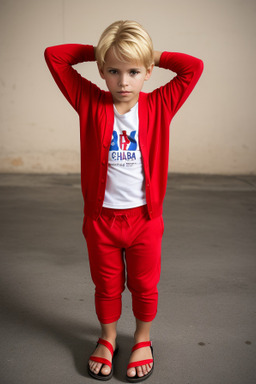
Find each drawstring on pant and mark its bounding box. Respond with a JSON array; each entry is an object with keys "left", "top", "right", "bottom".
[
  {"left": 101, "top": 205, "right": 148, "bottom": 229},
  {"left": 109, "top": 214, "right": 131, "bottom": 229}
]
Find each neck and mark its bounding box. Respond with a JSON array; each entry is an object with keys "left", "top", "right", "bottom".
[{"left": 114, "top": 98, "right": 139, "bottom": 115}]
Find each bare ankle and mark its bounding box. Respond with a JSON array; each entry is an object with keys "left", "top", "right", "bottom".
[
  {"left": 134, "top": 331, "right": 150, "bottom": 343},
  {"left": 101, "top": 331, "right": 117, "bottom": 342},
  {"left": 100, "top": 321, "right": 118, "bottom": 344},
  {"left": 134, "top": 319, "right": 152, "bottom": 343}
]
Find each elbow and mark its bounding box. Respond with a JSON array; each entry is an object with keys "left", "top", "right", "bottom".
[
  {"left": 197, "top": 58, "right": 204, "bottom": 75},
  {"left": 44, "top": 47, "right": 50, "bottom": 62},
  {"left": 191, "top": 57, "right": 204, "bottom": 79},
  {"left": 44, "top": 46, "right": 56, "bottom": 62}
]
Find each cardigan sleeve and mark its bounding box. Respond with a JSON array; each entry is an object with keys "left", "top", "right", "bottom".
[
  {"left": 157, "top": 51, "right": 204, "bottom": 117},
  {"left": 44, "top": 44, "right": 99, "bottom": 113}
]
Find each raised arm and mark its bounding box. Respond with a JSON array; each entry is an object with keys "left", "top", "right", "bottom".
[
  {"left": 153, "top": 51, "right": 162, "bottom": 67},
  {"left": 153, "top": 51, "right": 204, "bottom": 117},
  {"left": 44, "top": 44, "right": 97, "bottom": 112}
]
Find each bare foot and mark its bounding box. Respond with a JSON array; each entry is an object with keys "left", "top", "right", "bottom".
[
  {"left": 88, "top": 339, "right": 116, "bottom": 376},
  {"left": 127, "top": 344, "right": 153, "bottom": 378}
]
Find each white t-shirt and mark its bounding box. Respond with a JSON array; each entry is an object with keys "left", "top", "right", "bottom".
[{"left": 103, "top": 103, "right": 146, "bottom": 209}]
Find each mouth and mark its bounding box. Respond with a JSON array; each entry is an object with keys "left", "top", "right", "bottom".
[{"left": 118, "top": 91, "right": 131, "bottom": 96}]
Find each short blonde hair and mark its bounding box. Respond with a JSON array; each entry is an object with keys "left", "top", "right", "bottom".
[{"left": 96, "top": 20, "right": 154, "bottom": 70}]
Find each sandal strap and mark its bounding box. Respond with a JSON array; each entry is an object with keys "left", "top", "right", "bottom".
[
  {"left": 127, "top": 342, "right": 154, "bottom": 370},
  {"left": 132, "top": 341, "right": 152, "bottom": 352},
  {"left": 127, "top": 358, "right": 153, "bottom": 370},
  {"left": 89, "top": 338, "right": 114, "bottom": 369},
  {"left": 89, "top": 356, "right": 112, "bottom": 369},
  {"left": 97, "top": 338, "right": 114, "bottom": 356}
]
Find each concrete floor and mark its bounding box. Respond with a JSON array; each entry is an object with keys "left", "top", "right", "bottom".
[{"left": 0, "top": 173, "right": 255, "bottom": 384}]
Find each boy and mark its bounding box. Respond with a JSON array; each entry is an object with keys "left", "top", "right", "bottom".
[{"left": 45, "top": 20, "right": 203, "bottom": 382}]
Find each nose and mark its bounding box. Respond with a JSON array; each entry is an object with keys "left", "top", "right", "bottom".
[{"left": 119, "top": 73, "right": 128, "bottom": 87}]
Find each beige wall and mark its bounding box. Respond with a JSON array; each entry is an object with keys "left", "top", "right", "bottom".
[{"left": 0, "top": 0, "right": 255, "bottom": 174}]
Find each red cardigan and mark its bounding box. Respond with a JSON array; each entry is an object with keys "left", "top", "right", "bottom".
[{"left": 44, "top": 44, "right": 203, "bottom": 220}]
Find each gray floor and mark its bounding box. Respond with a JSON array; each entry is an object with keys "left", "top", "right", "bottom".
[{"left": 0, "top": 173, "right": 255, "bottom": 384}]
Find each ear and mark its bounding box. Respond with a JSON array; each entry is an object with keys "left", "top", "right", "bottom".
[
  {"left": 97, "top": 63, "right": 105, "bottom": 80},
  {"left": 144, "top": 64, "right": 154, "bottom": 81}
]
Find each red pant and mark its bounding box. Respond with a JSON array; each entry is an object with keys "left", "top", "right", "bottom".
[{"left": 83, "top": 205, "right": 164, "bottom": 324}]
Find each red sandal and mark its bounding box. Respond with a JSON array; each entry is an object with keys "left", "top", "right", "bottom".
[
  {"left": 88, "top": 338, "right": 118, "bottom": 381},
  {"left": 126, "top": 341, "right": 154, "bottom": 383}
]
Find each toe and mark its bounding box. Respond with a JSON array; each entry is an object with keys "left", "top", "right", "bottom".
[
  {"left": 142, "top": 364, "right": 149, "bottom": 376},
  {"left": 101, "top": 364, "right": 111, "bottom": 375},
  {"left": 146, "top": 363, "right": 152, "bottom": 373},
  {"left": 89, "top": 361, "right": 101, "bottom": 374},
  {"left": 93, "top": 363, "right": 100, "bottom": 374},
  {"left": 95, "top": 363, "right": 102, "bottom": 373},
  {"left": 137, "top": 363, "right": 152, "bottom": 377},
  {"left": 127, "top": 367, "right": 136, "bottom": 377},
  {"left": 136, "top": 366, "right": 143, "bottom": 377},
  {"left": 142, "top": 364, "right": 148, "bottom": 375}
]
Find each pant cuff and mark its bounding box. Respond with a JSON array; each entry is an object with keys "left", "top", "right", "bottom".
[{"left": 133, "top": 311, "right": 157, "bottom": 322}]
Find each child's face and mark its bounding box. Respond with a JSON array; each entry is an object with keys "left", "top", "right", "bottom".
[{"left": 98, "top": 47, "right": 153, "bottom": 113}]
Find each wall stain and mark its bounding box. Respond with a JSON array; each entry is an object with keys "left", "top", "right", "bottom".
[{"left": 11, "top": 157, "right": 24, "bottom": 167}]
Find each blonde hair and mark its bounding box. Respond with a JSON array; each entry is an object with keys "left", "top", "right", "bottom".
[{"left": 96, "top": 20, "right": 154, "bottom": 70}]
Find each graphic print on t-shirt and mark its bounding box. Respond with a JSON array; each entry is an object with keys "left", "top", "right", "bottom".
[{"left": 109, "top": 129, "right": 139, "bottom": 166}]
